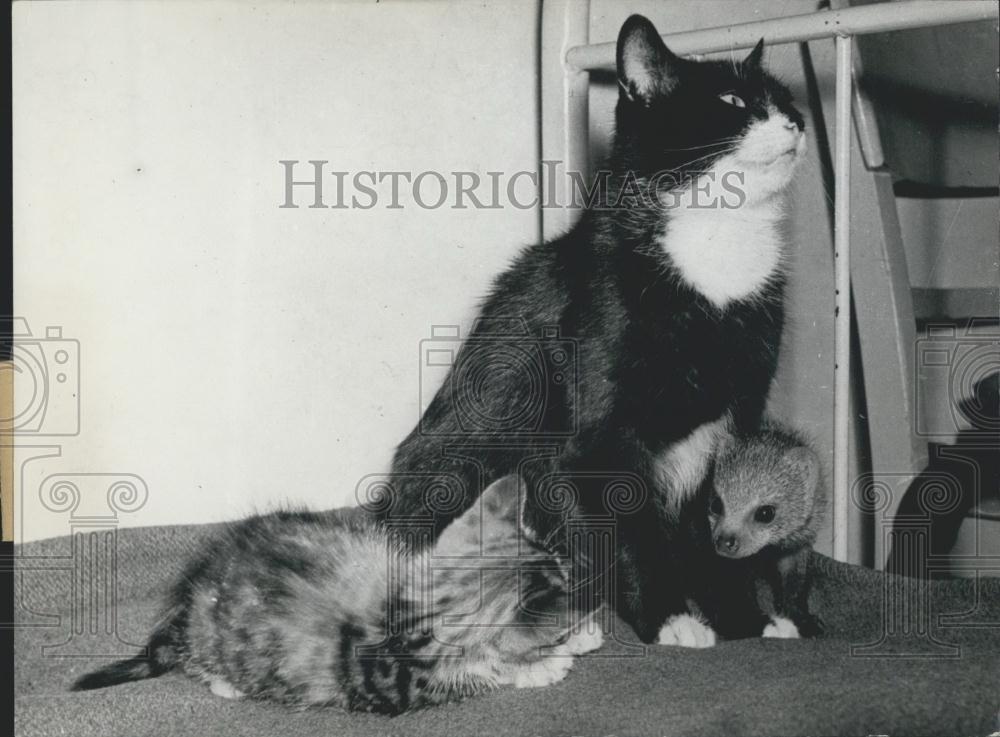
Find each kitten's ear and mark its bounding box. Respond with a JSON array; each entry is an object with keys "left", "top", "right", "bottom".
[
  {"left": 783, "top": 446, "right": 820, "bottom": 496},
  {"left": 434, "top": 495, "right": 480, "bottom": 552},
  {"left": 617, "top": 14, "right": 681, "bottom": 104},
  {"left": 479, "top": 475, "right": 521, "bottom": 528},
  {"left": 743, "top": 38, "right": 765, "bottom": 70},
  {"left": 433, "top": 476, "right": 523, "bottom": 554}
]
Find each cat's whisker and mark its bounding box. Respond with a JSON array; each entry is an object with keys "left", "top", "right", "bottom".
[
  {"left": 661, "top": 137, "right": 743, "bottom": 153},
  {"left": 666, "top": 145, "right": 741, "bottom": 174},
  {"left": 566, "top": 564, "right": 614, "bottom": 596},
  {"left": 539, "top": 518, "right": 570, "bottom": 550},
  {"left": 679, "top": 142, "right": 740, "bottom": 162}
]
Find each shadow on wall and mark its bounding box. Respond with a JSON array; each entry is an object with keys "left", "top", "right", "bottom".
[
  {"left": 886, "top": 371, "right": 1000, "bottom": 575},
  {"left": 853, "top": 11, "right": 999, "bottom": 189}
]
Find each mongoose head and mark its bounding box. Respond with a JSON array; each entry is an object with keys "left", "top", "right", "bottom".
[{"left": 707, "top": 429, "right": 822, "bottom": 558}]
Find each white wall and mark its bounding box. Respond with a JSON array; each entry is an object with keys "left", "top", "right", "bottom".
[{"left": 13, "top": 0, "right": 542, "bottom": 541}]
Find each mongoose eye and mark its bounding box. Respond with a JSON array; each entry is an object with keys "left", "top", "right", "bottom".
[
  {"left": 754, "top": 505, "right": 776, "bottom": 524},
  {"left": 709, "top": 495, "right": 724, "bottom": 515},
  {"left": 718, "top": 92, "right": 746, "bottom": 109}
]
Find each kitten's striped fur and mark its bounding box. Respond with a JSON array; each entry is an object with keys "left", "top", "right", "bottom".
[{"left": 72, "top": 476, "right": 600, "bottom": 712}]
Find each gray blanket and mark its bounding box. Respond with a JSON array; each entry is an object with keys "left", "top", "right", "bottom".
[{"left": 12, "top": 522, "right": 1000, "bottom": 737}]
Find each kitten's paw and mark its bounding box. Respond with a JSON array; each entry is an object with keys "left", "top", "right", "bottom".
[
  {"left": 563, "top": 626, "right": 604, "bottom": 655},
  {"left": 208, "top": 677, "right": 245, "bottom": 700},
  {"left": 657, "top": 614, "right": 717, "bottom": 648},
  {"left": 511, "top": 655, "right": 573, "bottom": 688},
  {"left": 762, "top": 616, "right": 801, "bottom": 639}
]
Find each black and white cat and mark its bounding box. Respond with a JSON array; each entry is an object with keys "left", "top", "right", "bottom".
[{"left": 379, "top": 15, "right": 806, "bottom": 644}]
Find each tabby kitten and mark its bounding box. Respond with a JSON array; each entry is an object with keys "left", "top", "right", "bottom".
[
  {"left": 383, "top": 14, "right": 806, "bottom": 644},
  {"left": 72, "top": 476, "right": 600, "bottom": 713}
]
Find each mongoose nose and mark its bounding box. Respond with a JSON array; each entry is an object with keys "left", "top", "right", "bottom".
[{"left": 716, "top": 535, "right": 739, "bottom": 554}]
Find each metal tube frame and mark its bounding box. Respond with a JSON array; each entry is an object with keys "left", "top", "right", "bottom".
[{"left": 833, "top": 35, "right": 853, "bottom": 562}]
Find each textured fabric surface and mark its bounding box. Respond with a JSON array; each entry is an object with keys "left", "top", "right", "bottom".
[{"left": 13, "top": 521, "right": 1000, "bottom": 737}]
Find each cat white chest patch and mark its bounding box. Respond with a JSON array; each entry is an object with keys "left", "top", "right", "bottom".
[{"left": 659, "top": 194, "right": 785, "bottom": 309}]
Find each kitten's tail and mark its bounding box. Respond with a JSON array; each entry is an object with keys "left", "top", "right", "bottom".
[{"left": 71, "top": 623, "right": 180, "bottom": 691}]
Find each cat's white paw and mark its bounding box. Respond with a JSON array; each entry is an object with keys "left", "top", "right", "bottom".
[
  {"left": 208, "top": 677, "right": 245, "bottom": 699},
  {"left": 563, "top": 627, "right": 604, "bottom": 655},
  {"left": 657, "top": 614, "right": 717, "bottom": 648},
  {"left": 762, "top": 616, "right": 800, "bottom": 639},
  {"left": 511, "top": 655, "right": 573, "bottom": 688}
]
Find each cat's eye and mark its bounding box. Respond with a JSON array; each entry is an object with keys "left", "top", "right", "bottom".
[
  {"left": 754, "top": 505, "right": 776, "bottom": 524},
  {"left": 709, "top": 495, "right": 724, "bottom": 515},
  {"left": 718, "top": 93, "right": 746, "bottom": 109}
]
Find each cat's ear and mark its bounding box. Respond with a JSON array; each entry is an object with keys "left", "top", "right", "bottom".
[
  {"left": 743, "top": 38, "right": 765, "bottom": 70},
  {"left": 616, "top": 14, "right": 681, "bottom": 104},
  {"left": 782, "top": 446, "right": 820, "bottom": 497}
]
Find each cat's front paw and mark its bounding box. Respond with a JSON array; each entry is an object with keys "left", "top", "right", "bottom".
[
  {"left": 762, "top": 616, "right": 800, "bottom": 639},
  {"left": 657, "top": 614, "right": 717, "bottom": 648},
  {"left": 510, "top": 655, "right": 573, "bottom": 688}
]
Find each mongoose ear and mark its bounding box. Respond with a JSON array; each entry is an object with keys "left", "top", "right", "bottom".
[
  {"left": 617, "top": 14, "right": 682, "bottom": 104},
  {"left": 783, "top": 447, "right": 820, "bottom": 496}
]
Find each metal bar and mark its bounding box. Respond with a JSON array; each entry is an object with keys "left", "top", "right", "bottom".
[
  {"left": 540, "top": 0, "right": 590, "bottom": 240},
  {"left": 833, "top": 35, "right": 853, "bottom": 564},
  {"left": 828, "top": 0, "right": 885, "bottom": 169},
  {"left": 566, "top": 0, "right": 998, "bottom": 70}
]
